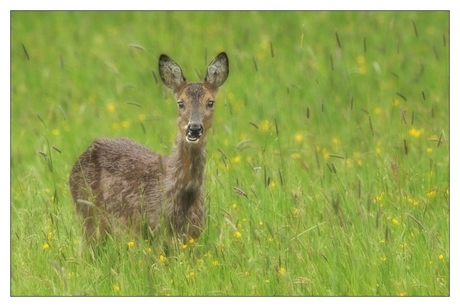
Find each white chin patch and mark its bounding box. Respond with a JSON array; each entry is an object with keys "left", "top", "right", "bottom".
[{"left": 186, "top": 136, "right": 200, "bottom": 143}]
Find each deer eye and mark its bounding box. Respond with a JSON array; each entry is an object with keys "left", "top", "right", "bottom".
[
  {"left": 177, "top": 101, "right": 185, "bottom": 109},
  {"left": 207, "top": 100, "right": 215, "bottom": 109}
]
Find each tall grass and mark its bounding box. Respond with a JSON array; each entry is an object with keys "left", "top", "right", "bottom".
[{"left": 11, "top": 11, "right": 449, "bottom": 296}]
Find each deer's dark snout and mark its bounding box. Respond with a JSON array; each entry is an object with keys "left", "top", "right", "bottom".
[{"left": 186, "top": 122, "right": 203, "bottom": 143}]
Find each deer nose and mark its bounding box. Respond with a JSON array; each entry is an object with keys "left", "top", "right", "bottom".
[{"left": 186, "top": 123, "right": 203, "bottom": 143}]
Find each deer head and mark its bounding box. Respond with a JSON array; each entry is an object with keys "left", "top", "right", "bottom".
[{"left": 159, "top": 52, "right": 229, "bottom": 144}]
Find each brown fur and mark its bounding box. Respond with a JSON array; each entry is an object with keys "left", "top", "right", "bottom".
[{"left": 69, "top": 53, "right": 229, "bottom": 241}]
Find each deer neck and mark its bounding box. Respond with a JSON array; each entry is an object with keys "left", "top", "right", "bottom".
[{"left": 166, "top": 134, "right": 207, "bottom": 209}]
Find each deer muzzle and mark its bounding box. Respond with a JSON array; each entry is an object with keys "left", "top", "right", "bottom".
[{"left": 186, "top": 122, "right": 203, "bottom": 143}]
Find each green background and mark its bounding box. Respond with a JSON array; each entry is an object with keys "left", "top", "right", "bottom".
[{"left": 11, "top": 11, "right": 449, "bottom": 296}]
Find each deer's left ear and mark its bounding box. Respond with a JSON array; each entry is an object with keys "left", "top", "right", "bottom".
[{"left": 205, "top": 52, "right": 229, "bottom": 88}]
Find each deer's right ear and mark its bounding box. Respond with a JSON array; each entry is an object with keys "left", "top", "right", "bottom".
[{"left": 159, "top": 54, "right": 187, "bottom": 90}]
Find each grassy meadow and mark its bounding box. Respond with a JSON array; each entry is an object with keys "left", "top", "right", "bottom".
[{"left": 10, "top": 11, "right": 449, "bottom": 296}]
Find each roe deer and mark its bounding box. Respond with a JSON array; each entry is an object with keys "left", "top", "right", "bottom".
[{"left": 69, "top": 52, "right": 229, "bottom": 241}]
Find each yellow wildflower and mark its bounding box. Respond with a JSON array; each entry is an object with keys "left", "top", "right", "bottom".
[
  {"left": 121, "top": 120, "right": 130, "bottom": 128},
  {"left": 234, "top": 231, "right": 242, "bottom": 238},
  {"left": 408, "top": 128, "right": 423, "bottom": 137},
  {"left": 260, "top": 120, "right": 270, "bottom": 131},
  {"left": 346, "top": 158, "right": 353, "bottom": 168},
  {"left": 107, "top": 103, "right": 116, "bottom": 113},
  {"left": 188, "top": 271, "right": 195, "bottom": 278},
  {"left": 426, "top": 190, "right": 437, "bottom": 198},
  {"left": 295, "top": 134, "right": 303, "bottom": 143},
  {"left": 231, "top": 155, "right": 241, "bottom": 163},
  {"left": 375, "top": 191, "right": 384, "bottom": 201}
]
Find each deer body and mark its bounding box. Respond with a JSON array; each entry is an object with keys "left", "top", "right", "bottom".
[{"left": 69, "top": 53, "right": 229, "bottom": 240}]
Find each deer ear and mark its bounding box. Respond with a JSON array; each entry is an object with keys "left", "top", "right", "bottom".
[
  {"left": 159, "top": 54, "right": 187, "bottom": 90},
  {"left": 205, "top": 52, "right": 229, "bottom": 88}
]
